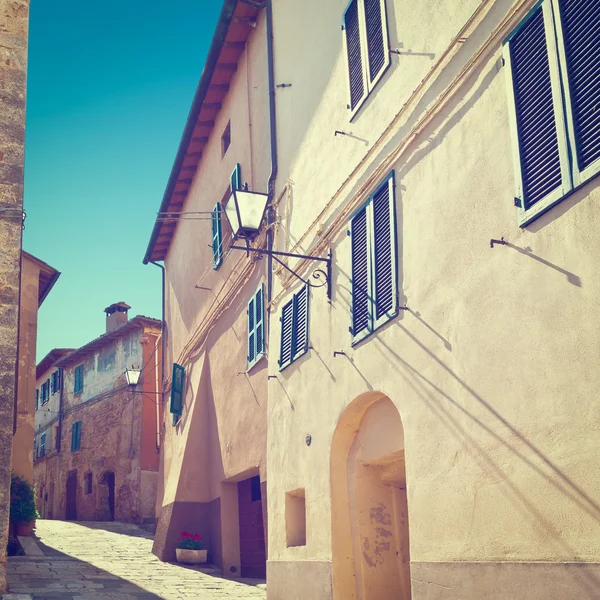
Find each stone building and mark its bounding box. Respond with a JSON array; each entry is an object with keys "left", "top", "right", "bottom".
[
  {"left": 143, "top": 0, "right": 271, "bottom": 577},
  {"left": 0, "top": 0, "right": 30, "bottom": 592},
  {"left": 33, "top": 303, "right": 162, "bottom": 525}
]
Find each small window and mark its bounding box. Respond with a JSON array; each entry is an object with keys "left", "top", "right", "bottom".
[
  {"left": 247, "top": 284, "right": 265, "bottom": 369},
  {"left": 343, "top": 0, "right": 390, "bottom": 117},
  {"left": 170, "top": 363, "right": 185, "bottom": 419},
  {"left": 40, "top": 433, "right": 46, "bottom": 457},
  {"left": 504, "top": 0, "right": 600, "bottom": 225},
  {"left": 41, "top": 379, "right": 50, "bottom": 404},
  {"left": 278, "top": 286, "right": 309, "bottom": 371},
  {"left": 251, "top": 476, "right": 262, "bottom": 502},
  {"left": 71, "top": 421, "right": 82, "bottom": 452},
  {"left": 74, "top": 365, "right": 84, "bottom": 394},
  {"left": 286, "top": 489, "right": 306, "bottom": 547},
  {"left": 84, "top": 472, "right": 93, "bottom": 494},
  {"left": 221, "top": 121, "right": 231, "bottom": 157},
  {"left": 50, "top": 370, "right": 60, "bottom": 394},
  {"left": 350, "top": 172, "right": 397, "bottom": 344}
]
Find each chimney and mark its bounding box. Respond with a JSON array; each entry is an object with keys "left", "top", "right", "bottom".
[{"left": 104, "top": 302, "right": 131, "bottom": 333}]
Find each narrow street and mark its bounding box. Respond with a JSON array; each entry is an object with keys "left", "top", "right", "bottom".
[{"left": 7, "top": 521, "right": 267, "bottom": 600}]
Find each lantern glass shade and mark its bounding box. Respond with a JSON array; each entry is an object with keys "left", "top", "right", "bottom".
[
  {"left": 125, "top": 367, "right": 141, "bottom": 387},
  {"left": 224, "top": 189, "right": 269, "bottom": 240}
]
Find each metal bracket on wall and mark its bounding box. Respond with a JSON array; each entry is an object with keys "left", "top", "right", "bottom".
[
  {"left": 490, "top": 237, "right": 507, "bottom": 249},
  {"left": 230, "top": 245, "right": 333, "bottom": 301}
]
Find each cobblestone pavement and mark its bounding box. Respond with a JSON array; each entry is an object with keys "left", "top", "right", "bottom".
[{"left": 7, "top": 520, "right": 267, "bottom": 600}]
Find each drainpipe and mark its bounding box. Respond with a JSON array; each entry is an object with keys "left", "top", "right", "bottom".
[{"left": 149, "top": 261, "right": 166, "bottom": 405}]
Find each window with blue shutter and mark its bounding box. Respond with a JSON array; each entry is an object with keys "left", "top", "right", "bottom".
[
  {"left": 350, "top": 173, "right": 397, "bottom": 344},
  {"left": 170, "top": 363, "right": 185, "bottom": 419},
  {"left": 230, "top": 163, "right": 242, "bottom": 192},
  {"left": 343, "top": 0, "right": 390, "bottom": 116},
  {"left": 40, "top": 433, "right": 46, "bottom": 457},
  {"left": 248, "top": 284, "right": 265, "bottom": 370},
  {"left": 35, "top": 389, "right": 39, "bottom": 410},
  {"left": 505, "top": 0, "right": 600, "bottom": 225},
  {"left": 71, "top": 421, "right": 81, "bottom": 452},
  {"left": 51, "top": 370, "right": 60, "bottom": 394},
  {"left": 74, "top": 365, "right": 84, "bottom": 394},
  {"left": 212, "top": 203, "right": 223, "bottom": 269},
  {"left": 279, "top": 286, "right": 310, "bottom": 371}
]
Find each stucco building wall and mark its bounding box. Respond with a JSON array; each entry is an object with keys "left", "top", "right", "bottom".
[
  {"left": 266, "top": 0, "right": 600, "bottom": 599},
  {"left": 152, "top": 9, "right": 271, "bottom": 576}
]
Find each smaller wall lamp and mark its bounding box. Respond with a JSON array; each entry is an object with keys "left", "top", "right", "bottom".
[{"left": 125, "top": 367, "right": 141, "bottom": 388}]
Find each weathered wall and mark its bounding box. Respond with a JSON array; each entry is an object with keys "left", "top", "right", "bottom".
[
  {"left": 0, "top": 0, "right": 29, "bottom": 592},
  {"left": 267, "top": 0, "right": 600, "bottom": 598},
  {"left": 154, "top": 9, "right": 271, "bottom": 573},
  {"left": 12, "top": 255, "right": 39, "bottom": 480}
]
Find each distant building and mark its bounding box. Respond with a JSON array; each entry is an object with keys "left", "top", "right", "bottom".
[{"left": 33, "top": 303, "right": 162, "bottom": 524}]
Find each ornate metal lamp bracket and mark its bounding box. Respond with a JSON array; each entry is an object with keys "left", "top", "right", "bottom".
[{"left": 230, "top": 245, "right": 333, "bottom": 301}]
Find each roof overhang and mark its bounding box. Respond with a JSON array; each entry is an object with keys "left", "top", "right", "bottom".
[
  {"left": 143, "top": 0, "right": 263, "bottom": 265},
  {"left": 22, "top": 251, "right": 60, "bottom": 307},
  {"left": 36, "top": 349, "right": 75, "bottom": 380}
]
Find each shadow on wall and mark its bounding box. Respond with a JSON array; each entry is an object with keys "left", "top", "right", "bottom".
[{"left": 371, "top": 323, "right": 600, "bottom": 598}]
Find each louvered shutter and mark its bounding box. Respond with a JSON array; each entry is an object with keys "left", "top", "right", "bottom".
[
  {"left": 372, "top": 176, "right": 397, "bottom": 327},
  {"left": 508, "top": 4, "right": 567, "bottom": 210},
  {"left": 364, "top": 0, "right": 388, "bottom": 84},
  {"left": 255, "top": 285, "right": 265, "bottom": 357},
  {"left": 170, "top": 363, "right": 185, "bottom": 416},
  {"left": 248, "top": 295, "right": 256, "bottom": 366},
  {"left": 293, "top": 286, "right": 309, "bottom": 360},
  {"left": 351, "top": 207, "right": 371, "bottom": 339},
  {"left": 35, "top": 389, "right": 38, "bottom": 410},
  {"left": 344, "top": 0, "right": 366, "bottom": 111},
  {"left": 558, "top": 0, "right": 600, "bottom": 175},
  {"left": 71, "top": 423, "right": 76, "bottom": 452},
  {"left": 76, "top": 422, "right": 81, "bottom": 451},
  {"left": 212, "top": 203, "right": 223, "bottom": 269},
  {"left": 230, "top": 163, "right": 242, "bottom": 192},
  {"left": 279, "top": 299, "right": 295, "bottom": 369}
]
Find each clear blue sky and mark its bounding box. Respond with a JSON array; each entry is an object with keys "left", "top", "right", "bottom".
[{"left": 24, "top": 0, "right": 222, "bottom": 360}]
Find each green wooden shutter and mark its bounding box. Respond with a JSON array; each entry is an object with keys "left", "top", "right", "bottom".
[
  {"left": 247, "top": 295, "right": 256, "bottom": 367},
  {"left": 279, "top": 299, "right": 295, "bottom": 369},
  {"left": 247, "top": 284, "right": 265, "bottom": 369},
  {"left": 35, "top": 389, "right": 39, "bottom": 410},
  {"left": 71, "top": 423, "right": 77, "bottom": 452},
  {"left": 40, "top": 433, "right": 46, "bottom": 456},
  {"left": 212, "top": 203, "right": 223, "bottom": 269},
  {"left": 350, "top": 206, "right": 371, "bottom": 341},
  {"left": 344, "top": 0, "right": 366, "bottom": 111},
  {"left": 170, "top": 363, "right": 185, "bottom": 416},
  {"left": 292, "top": 286, "right": 309, "bottom": 360},
  {"left": 365, "top": 0, "right": 389, "bottom": 84},
  {"left": 230, "top": 163, "right": 242, "bottom": 192},
  {"left": 372, "top": 174, "right": 397, "bottom": 329},
  {"left": 74, "top": 365, "right": 84, "bottom": 394}
]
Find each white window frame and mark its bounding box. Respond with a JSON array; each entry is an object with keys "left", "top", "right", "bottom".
[{"left": 343, "top": 0, "right": 391, "bottom": 121}]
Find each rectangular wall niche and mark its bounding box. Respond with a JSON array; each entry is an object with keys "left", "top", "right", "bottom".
[{"left": 285, "top": 488, "right": 306, "bottom": 547}]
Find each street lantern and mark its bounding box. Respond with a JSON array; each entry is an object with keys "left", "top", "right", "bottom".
[
  {"left": 223, "top": 187, "right": 269, "bottom": 240},
  {"left": 125, "top": 367, "right": 141, "bottom": 388}
]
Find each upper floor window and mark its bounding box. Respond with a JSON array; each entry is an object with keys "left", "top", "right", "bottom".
[
  {"left": 221, "top": 121, "right": 231, "bottom": 157},
  {"left": 50, "top": 370, "right": 60, "bottom": 394},
  {"left": 343, "top": 0, "right": 390, "bottom": 116},
  {"left": 74, "top": 364, "right": 84, "bottom": 395},
  {"left": 505, "top": 0, "right": 600, "bottom": 226},
  {"left": 247, "top": 284, "right": 265, "bottom": 370},
  {"left": 71, "top": 421, "right": 82, "bottom": 452},
  {"left": 212, "top": 164, "right": 242, "bottom": 270},
  {"left": 279, "top": 286, "right": 309, "bottom": 371},
  {"left": 350, "top": 172, "right": 398, "bottom": 344},
  {"left": 41, "top": 379, "right": 50, "bottom": 405},
  {"left": 35, "top": 389, "right": 39, "bottom": 411},
  {"left": 40, "top": 433, "right": 46, "bottom": 457},
  {"left": 170, "top": 363, "right": 185, "bottom": 426}
]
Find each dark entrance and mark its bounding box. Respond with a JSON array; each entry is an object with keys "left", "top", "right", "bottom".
[
  {"left": 238, "top": 475, "right": 266, "bottom": 579},
  {"left": 65, "top": 470, "right": 77, "bottom": 521},
  {"left": 101, "top": 472, "right": 115, "bottom": 520}
]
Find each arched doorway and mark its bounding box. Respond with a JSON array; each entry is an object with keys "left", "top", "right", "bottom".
[
  {"left": 98, "top": 472, "right": 115, "bottom": 521},
  {"left": 331, "top": 392, "right": 411, "bottom": 600},
  {"left": 65, "top": 470, "right": 77, "bottom": 521}
]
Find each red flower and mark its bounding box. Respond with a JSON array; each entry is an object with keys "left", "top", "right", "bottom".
[
  {"left": 193, "top": 534, "right": 202, "bottom": 541},
  {"left": 181, "top": 531, "right": 191, "bottom": 538}
]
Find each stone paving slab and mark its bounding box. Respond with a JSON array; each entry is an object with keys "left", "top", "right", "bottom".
[{"left": 7, "top": 521, "right": 266, "bottom": 600}]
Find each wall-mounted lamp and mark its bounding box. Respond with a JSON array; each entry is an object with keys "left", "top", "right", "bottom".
[
  {"left": 224, "top": 185, "right": 269, "bottom": 242},
  {"left": 125, "top": 367, "right": 141, "bottom": 388}
]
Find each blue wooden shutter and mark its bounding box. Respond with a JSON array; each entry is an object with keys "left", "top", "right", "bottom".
[
  {"left": 365, "top": 0, "right": 387, "bottom": 84},
  {"left": 71, "top": 423, "right": 77, "bottom": 452},
  {"left": 212, "top": 203, "right": 223, "bottom": 269},
  {"left": 35, "top": 389, "right": 39, "bottom": 410},
  {"left": 170, "top": 363, "right": 185, "bottom": 416},
  {"left": 230, "top": 163, "right": 242, "bottom": 192},
  {"left": 293, "top": 286, "right": 309, "bottom": 360},
  {"left": 509, "top": 6, "right": 563, "bottom": 209},
  {"left": 559, "top": 0, "right": 600, "bottom": 171},
  {"left": 40, "top": 433, "right": 46, "bottom": 456},
  {"left": 279, "top": 299, "right": 295, "bottom": 369},
  {"left": 372, "top": 175, "right": 397, "bottom": 328},
  {"left": 247, "top": 284, "right": 265, "bottom": 369},
  {"left": 344, "top": 0, "right": 366, "bottom": 110},
  {"left": 255, "top": 285, "right": 265, "bottom": 358},
  {"left": 247, "top": 295, "right": 256, "bottom": 367},
  {"left": 351, "top": 206, "right": 371, "bottom": 339}
]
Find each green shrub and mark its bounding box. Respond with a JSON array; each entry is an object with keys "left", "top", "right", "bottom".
[{"left": 9, "top": 474, "right": 39, "bottom": 524}]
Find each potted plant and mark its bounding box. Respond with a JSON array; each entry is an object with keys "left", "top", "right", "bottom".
[
  {"left": 9, "top": 474, "right": 39, "bottom": 536},
  {"left": 175, "top": 532, "right": 207, "bottom": 565}
]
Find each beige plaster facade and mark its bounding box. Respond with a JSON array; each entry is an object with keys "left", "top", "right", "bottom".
[
  {"left": 264, "top": 0, "right": 600, "bottom": 598},
  {"left": 146, "top": 2, "right": 271, "bottom": 578}
]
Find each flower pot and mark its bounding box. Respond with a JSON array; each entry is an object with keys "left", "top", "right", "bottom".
[
  {"left": 176, "top": 548, "right": 208, "bottom": 565},
  {"left": 16, "top": 522, "right": 33, "bottom": 536}
]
